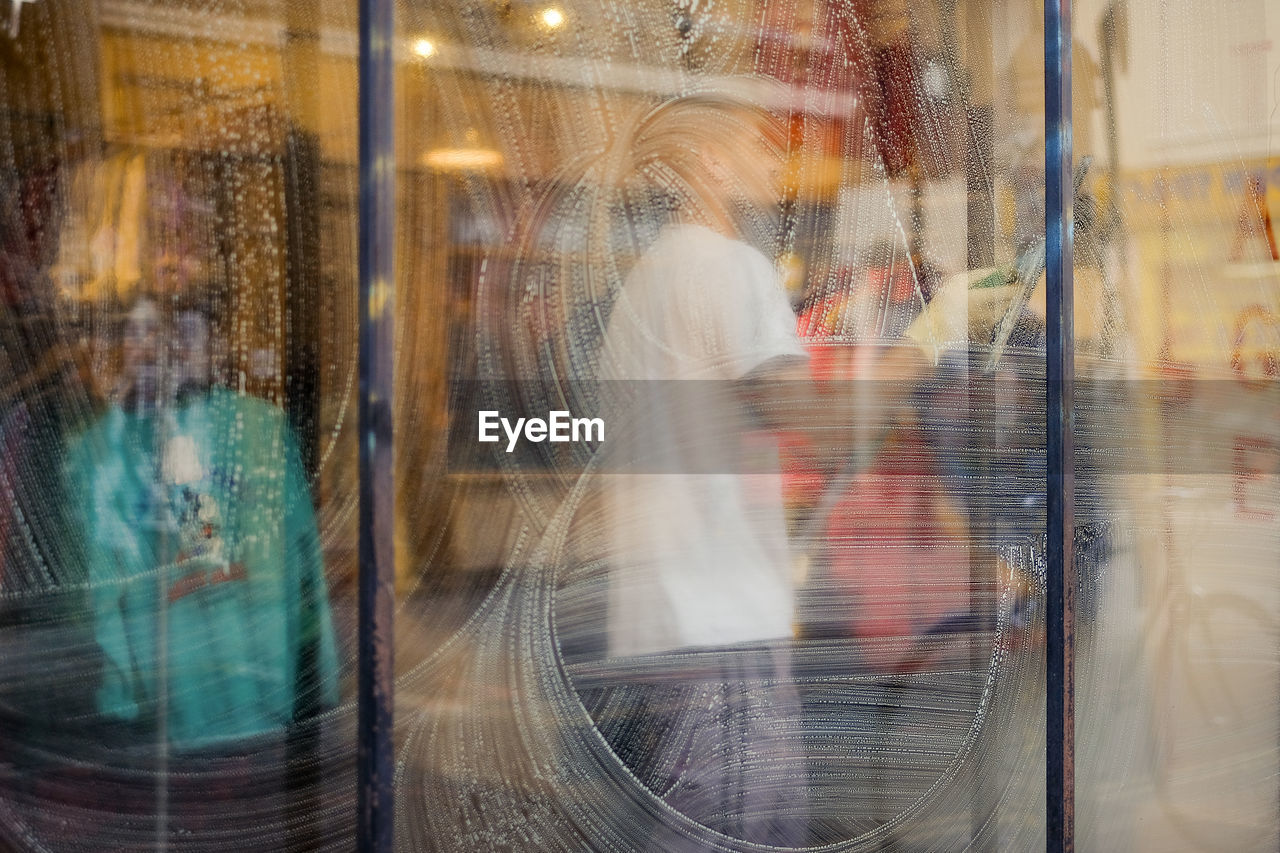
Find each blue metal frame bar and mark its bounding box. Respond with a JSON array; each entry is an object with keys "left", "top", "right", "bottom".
[
  {"left": 1045, "top": 1, "right": 1075, "bottom": 851},
  {"left": 356, "top": 0, "right": 396, "bottom": 849}
]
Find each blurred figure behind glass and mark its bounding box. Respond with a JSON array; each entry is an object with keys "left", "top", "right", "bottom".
[{"left": 592, "top": 92, "right": 810, "bottom": 849}]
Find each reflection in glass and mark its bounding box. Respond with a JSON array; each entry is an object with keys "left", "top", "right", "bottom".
[
  {"left": 1, "top": 3, "right": 360, "bottom": 850},
  {"left": 398, "top": 1, "right": 1048, "bottom": 850},
  {"left": 0, "top": 0, "right": 1276, "bottom": 850}
]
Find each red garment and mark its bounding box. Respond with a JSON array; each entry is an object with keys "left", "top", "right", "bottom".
[
  {"left": 780, "top": 324, "right": 971, "bottom": 672},
  {"left": 823, "top": 427, "right": 970, "bottom": 664}
]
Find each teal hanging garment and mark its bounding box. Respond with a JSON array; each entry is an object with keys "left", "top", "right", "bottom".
[{"left": 67, "top": 386, "right": 339, "bottom": 750}]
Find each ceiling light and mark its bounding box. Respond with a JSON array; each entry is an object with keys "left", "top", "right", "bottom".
[
  {"left": 424, "top": 148, "right": 504, "bottom": 172},
  {"left": 539, "top": 7, "right": 565, "bottom": 29},
  {"left": 413, "top": 38, "right": 436, "bottom": 58}
]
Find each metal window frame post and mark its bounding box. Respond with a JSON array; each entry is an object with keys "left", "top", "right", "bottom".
[
  {"left": 1045, "top": 0, "right": 1076, "bottom": 851},
  {"left": 357, "top": 0, "right": 396, "bottom": 849}
]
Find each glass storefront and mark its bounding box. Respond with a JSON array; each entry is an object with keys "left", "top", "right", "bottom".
[{"left": 0, "top": 1, "right": 1275, "bottom": 850}]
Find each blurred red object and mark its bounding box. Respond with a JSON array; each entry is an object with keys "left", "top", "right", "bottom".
[{"left": 823, "top": 427, "right": 970, "bottom": 661}]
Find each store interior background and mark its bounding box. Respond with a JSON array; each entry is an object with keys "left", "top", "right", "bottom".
[{"left": 1, "top": 0, "right": 1278, "bottom": 850}]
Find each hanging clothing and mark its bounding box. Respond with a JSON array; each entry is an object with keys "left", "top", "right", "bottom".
[{"left": 66, "top": 386, "right": 339, "bottom": 750}]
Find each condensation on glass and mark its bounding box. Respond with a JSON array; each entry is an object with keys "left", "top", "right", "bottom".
[
  {"left": 0, "top": 1, "right": 360, "bottom": 850},
  {"left": 0, "top": 1, "right": 1276, "bottom": 851}
]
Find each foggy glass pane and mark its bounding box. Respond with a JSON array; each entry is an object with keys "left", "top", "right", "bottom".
[
  {"left": 1073, "top": 1, "right": 1280, "bottom": 850},
  {"left": 396, "top": 0, "right": 1049, "bottom": 849},
  {"left": 0, "top": 1, "right": 359, "bottom": 849},
  {"left": 0, "top": 0, "right": 1276, "bottom": 851}
]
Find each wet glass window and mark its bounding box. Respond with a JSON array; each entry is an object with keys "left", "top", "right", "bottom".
[{"left": 0, "top": 1, "right": 1276, "bottom": 850}]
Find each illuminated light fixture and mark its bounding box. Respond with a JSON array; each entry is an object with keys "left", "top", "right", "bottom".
[
  {"left": 413, "top": 38, "right": 437, "bottom": 58},
  {"left": 424, "top": 148, "right": 504, "bottom": 171},
  {"left": 539, "top": 7, "right": 565, "bottom": 29}
]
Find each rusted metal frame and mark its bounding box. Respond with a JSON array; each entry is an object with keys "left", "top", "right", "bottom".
[
  {"left": 356, "top": 0, "right": 396, "bottom": 849},
  {"left": 1045, "top": 0, "right": 1076, "bottom": 851}
]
